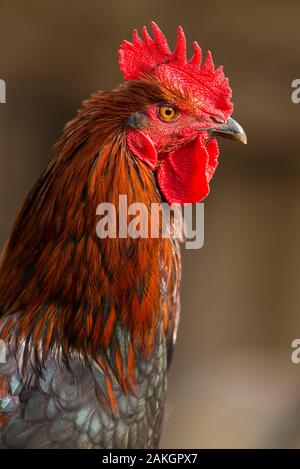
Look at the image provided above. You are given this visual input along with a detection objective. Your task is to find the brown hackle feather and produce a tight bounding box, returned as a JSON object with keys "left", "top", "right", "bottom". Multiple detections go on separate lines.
{"left": 0, "top": 79, "right": 180, "bottom": 405}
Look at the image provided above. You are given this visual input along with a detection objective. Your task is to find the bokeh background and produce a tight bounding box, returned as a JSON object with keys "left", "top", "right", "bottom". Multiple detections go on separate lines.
{"left": 1, "top": 0, "right": 300, "bottom": 448}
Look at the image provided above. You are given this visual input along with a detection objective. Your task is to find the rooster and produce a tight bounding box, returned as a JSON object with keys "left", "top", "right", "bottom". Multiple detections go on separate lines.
{"left": 0, "top": 23, "right": 246, "bottom": 448}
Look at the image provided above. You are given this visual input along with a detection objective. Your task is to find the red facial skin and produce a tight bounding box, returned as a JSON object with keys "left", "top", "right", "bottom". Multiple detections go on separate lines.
{"left": 127, "top": 90, "right": 233, "bottom": 204}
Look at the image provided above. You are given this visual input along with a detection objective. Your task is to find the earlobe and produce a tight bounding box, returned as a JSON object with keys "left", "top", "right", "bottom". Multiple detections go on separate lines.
{"left": 127, "top": 130, "right": 158, "bottom": 170}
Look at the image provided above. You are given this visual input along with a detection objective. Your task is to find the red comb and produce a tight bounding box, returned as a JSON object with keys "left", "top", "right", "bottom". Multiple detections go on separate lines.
{"left": 118, "top": 22, "right": 230, "bottom": 95}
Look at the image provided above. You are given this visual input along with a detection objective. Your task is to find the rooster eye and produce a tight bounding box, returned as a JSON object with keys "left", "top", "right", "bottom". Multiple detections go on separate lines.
{"left": 158, "top": 105, "right": 178, "bottom": 121}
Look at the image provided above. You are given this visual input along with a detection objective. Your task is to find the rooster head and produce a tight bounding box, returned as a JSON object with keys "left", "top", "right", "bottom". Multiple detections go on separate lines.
{"left": 119, "top": 22, "right": 246, "bottom": 204}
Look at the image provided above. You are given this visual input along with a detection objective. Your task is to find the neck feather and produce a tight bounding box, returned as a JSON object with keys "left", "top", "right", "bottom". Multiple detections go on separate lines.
{"left": 0, "top": 90, "right": 176, "bottom": 393}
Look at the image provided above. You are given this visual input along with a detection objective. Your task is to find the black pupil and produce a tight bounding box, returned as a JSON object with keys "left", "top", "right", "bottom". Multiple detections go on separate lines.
{"left": 165, "top": 108, "right": 172, "bottom": 116}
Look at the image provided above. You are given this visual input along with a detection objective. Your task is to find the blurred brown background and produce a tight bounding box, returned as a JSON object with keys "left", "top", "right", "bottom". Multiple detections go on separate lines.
{"left": 1, "top": 0, "right": 300, "bottom": 448}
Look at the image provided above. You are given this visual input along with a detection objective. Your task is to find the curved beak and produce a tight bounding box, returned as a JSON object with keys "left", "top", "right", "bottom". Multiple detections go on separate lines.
{"left": 209, "top": 117, "right": 247, "bottom": 145}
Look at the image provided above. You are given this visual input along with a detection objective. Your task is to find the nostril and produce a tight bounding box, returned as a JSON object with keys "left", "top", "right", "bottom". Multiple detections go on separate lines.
{"left": 210, "top": 115, "right": 225, "bottom": 124}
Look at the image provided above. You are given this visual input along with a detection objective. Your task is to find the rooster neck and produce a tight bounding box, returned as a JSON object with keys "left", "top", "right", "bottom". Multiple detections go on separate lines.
{"left": 0, "top": 130, "right": 179, "bottom": 393}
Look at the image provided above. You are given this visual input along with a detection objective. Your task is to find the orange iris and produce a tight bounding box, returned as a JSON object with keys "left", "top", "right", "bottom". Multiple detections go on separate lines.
{"left": 158, "top": 105, "right": 177, "bottom": 121}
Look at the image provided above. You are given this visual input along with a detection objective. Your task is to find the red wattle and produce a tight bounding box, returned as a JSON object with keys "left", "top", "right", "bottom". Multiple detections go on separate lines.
{"left": 156, "top": 136, "right": 219, "bottom": 205}
{"left": 205, "top": 139, "right": 219, "bottom": 182}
